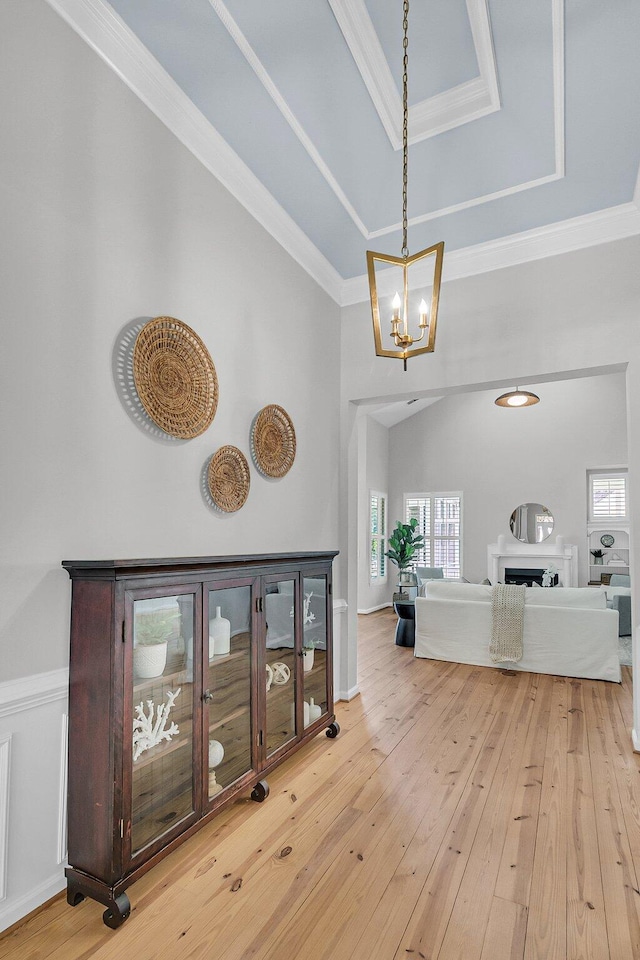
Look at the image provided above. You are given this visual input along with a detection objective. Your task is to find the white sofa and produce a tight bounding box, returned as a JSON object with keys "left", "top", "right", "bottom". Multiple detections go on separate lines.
{"left": 415, "top": 581, "right": 620, "bottom": 682}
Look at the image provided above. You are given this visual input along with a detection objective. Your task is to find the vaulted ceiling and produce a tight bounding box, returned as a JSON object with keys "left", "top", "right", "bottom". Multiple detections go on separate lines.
{"left": 48, "top": 0, "right": 640, "bottom": 303}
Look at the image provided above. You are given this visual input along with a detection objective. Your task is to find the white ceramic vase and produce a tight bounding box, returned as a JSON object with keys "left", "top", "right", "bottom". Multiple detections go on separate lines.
{"left": 292, "top": 700, "right": 311, "bottom": 729}
{"left": 303, "top": 647, "right": 314, "bottom": 672}
{"left": 133, "top": 641, "right": 168, "bottom": 679}
{"left": 209, "top": 606, "right": 231, "bottom": 657}
{"left": 308, "top": 697, "right": 321, "bottom": 723}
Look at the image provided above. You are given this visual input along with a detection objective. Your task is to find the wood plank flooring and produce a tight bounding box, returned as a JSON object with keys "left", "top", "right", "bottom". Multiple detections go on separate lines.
{"left": 2, "top": 607, "right": 639, "bottom": 959}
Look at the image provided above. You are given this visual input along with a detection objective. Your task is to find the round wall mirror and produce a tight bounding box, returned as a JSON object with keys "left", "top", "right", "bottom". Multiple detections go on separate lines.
{"left": 509, "top": 503, "right": 554, "bottom": 543}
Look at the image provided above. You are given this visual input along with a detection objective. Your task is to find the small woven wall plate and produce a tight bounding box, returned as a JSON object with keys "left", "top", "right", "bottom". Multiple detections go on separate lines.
{"left": 207, "top": 446, "right": 250, "bottom": 513}
{"left": 251, "top": 404, "right": 296, "bottom": 478}
{"left": 133, "top": 316, "right": 218, "bottom": 439}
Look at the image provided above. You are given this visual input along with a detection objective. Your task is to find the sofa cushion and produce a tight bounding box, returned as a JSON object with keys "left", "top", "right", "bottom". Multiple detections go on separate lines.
{"left": 425, "top": 582, "right": 492, "bottom": 602}
{"left": 424, "top": 581, "right": 606, "bottom": 609}
{"left": 610, "top": 574, "right": 631, "bottom": 587}
{"left": 524, "top": 587, "right": 606, "bottom": 609}
{"left": 602, "top": 585, "right": 631, "bottom": 600}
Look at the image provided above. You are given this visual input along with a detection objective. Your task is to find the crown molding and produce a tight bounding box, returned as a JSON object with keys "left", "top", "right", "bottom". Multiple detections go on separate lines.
{"left": 208, "top": 0, "right": 368, "bottom": 239}
{"left": 367, "top": 172, "right": 563, "bottom": 240}
{"left": 329, "top": 0, "right": 500, "bottom": 149}
{"left": 327, "top": 0, "right": 399, "bottom": 146}
{"left": 44, "top": 0, "right": 344, "bottom": 303}
{"left": 368, "top": 0, "right": 564, "bottom": 240}
{"left": 341, "top": 202, "right": 640, "bottom": 305}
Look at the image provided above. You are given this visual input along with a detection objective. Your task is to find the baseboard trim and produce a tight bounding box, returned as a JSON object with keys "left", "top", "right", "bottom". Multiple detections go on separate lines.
{"left": 336, "top": 685, "right": 360, "bottom": 703}
{"left": 357, "top": 603, "right": 393, "bottom": 614}
{"left": 0, "top": 872, "right": 65, "bottom": 934}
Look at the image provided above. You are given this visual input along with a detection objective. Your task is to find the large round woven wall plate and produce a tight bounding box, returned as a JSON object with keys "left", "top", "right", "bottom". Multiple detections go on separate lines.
{"left": 207, "top": 445, "right": 250, "bottom": 513}
{"left": 133, "top": 316, "right": 218, "bottom": 439}
{"left": 251, "top": 404, "right": 296, "bottom": 478}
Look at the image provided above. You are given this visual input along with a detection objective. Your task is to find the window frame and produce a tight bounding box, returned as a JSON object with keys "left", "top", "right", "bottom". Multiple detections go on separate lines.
{"left": 404, "top": 491, "right": 463, "bottom": 579}
{"left": 588, "top": 469, "right": 628, "bottom": 523}
{"left": 369, "top": 490, "right": 388, "bottom": 583}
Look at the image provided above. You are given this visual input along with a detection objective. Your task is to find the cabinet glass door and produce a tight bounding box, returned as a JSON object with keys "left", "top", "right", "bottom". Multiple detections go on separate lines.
{"left": 131, "top": 593, "right": 195, "bottom": 857}
{"left": 301, "top": 576, "right": 329, "bottom": 727}
{"left": 206, "top": 585, "right": 254, "bottom": 800}
{"left": 264, "top": 578, "right": 297, "bottom": 756}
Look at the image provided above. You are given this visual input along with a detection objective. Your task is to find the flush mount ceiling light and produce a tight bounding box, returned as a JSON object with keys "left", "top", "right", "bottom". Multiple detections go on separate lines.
{"left": 494, "top": 388, "right": 540, "bottom": 408}
{"left": 367, "top": 0, "right": 444, "bottom": 372}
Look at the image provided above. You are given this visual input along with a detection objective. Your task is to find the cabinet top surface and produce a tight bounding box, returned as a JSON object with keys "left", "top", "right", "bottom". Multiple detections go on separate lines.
{"left": 62, "top": 551, "right": 339, "bottom": 578}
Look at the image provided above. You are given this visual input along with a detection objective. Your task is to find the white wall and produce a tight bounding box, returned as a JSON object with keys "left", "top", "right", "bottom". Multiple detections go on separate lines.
{"left": 357, "top": 415, "right": 391, "bottom": 612}
{"left": 0, "top": 0, "right": 341, "bottom": 928}
{"left": 387, "top": 374, "right": 628, "bottom": 585}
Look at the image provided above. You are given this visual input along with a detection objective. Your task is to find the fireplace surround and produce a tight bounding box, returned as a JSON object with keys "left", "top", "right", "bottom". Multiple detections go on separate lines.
{"left": 488, "top": 536, "right": 578, "bottom": 586}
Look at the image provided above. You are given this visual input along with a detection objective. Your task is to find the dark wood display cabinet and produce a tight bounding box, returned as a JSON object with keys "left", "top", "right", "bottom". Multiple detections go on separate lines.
{"left": 62, "top": 552, "right": 339, "bottom": 928}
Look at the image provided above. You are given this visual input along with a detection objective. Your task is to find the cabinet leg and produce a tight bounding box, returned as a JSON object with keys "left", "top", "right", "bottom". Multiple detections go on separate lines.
{"left": 66, "top": 881, "right": 85, "bottom": 907}
{"left": 102, "top": 892, "right": 131, "bottom": 929}
{"left": 326, "top": 721, "right": 340, "bottom": 739}
{"left": 250, "top": 779, "right": 269, "bottom": 802}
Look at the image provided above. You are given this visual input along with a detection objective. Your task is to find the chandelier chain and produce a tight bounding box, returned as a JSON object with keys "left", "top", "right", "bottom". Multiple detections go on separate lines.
{"left": 401, "top": 0, "right": 409, "bottom": 258}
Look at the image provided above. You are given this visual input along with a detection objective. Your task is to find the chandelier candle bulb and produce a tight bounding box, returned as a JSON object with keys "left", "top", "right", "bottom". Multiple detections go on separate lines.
{"left": 419, "top": 299, "right": 428, "bottom": 327}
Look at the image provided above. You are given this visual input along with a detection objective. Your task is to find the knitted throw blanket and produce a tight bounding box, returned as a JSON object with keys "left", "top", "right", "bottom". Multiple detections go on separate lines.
{"left": 489, "top": 583, "right": 526, "bottom": 663}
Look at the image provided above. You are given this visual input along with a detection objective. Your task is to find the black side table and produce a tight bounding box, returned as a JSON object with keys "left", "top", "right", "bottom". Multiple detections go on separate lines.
{"left": 393, "top": 600, "right": 415, "bottom": 647}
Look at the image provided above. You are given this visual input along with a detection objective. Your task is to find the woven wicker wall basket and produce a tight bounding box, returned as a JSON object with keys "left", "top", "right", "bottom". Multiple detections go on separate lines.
{"left": 251, "top": 405, "right": 296, "bottom": 478}
{"left": 133, "top": 316, "right": 218, "bottom": 439}
{"left": 207, "top": 446, "right": 250, "bottom": 513}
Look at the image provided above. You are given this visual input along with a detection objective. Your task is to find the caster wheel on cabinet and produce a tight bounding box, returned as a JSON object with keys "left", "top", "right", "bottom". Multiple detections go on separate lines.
{"left": 326, "top": 722, "right": 340, "bottom": 739}
{"left": 251, "top": 779, "right": 270, "bottom": 802}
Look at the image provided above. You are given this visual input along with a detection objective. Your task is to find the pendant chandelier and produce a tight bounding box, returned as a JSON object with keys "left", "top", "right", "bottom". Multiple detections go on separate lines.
{"left": 367, "top": 0, "right": 444, "bottom": 372}
{"left": 494, "top": 388, "right": 540, "bottom": 408}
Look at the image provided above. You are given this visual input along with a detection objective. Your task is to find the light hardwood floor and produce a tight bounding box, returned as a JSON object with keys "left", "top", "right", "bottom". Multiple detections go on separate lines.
{"left": 2, "top": 608, "right": 639, "bottom": 959}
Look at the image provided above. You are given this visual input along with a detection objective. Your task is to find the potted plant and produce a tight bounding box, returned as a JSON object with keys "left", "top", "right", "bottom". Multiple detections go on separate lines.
{"left": 590, "top": 548, "right": 604, "bottom": 566}
{"left": 385, "top": 519, "right": 425, "bottom": 593}
{"left": 302, "top": 638, "right": 316, "bottom": 672}
{"left": 134, "top": 607, "right": 180, "bottom": 679}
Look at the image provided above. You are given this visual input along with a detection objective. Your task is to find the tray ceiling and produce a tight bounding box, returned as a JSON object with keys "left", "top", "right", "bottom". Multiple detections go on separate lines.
{"left": 46, "top": 0, "right": 640, "bottom": 301}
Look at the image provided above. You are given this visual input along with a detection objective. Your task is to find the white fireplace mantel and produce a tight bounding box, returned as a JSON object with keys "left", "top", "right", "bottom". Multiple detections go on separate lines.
{"left": 487, "top": 536, "right": 578, "bottom": 587}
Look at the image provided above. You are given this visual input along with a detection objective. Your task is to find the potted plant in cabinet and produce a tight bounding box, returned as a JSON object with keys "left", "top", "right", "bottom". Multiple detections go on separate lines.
{"left": 133, "top": 607, "right": 180, "bottom": 679}
{"left": 302, "top": 637, "right": 321, "bottom": 672}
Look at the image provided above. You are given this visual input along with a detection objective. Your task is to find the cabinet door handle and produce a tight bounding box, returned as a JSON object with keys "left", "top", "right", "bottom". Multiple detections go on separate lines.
{"left": 203, "top": 689, "right": 214, "bottom": 704}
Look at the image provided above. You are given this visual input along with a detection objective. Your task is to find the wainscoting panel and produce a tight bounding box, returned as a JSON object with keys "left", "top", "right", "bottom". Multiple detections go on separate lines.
{"left": 0, "top": 670, "right": 69, "bottom": 932}
{"left": 57, "top": 714, "right": 69, "bottom": 866}
{"left": 0, "top": 736, "right": 11, "bottom": 903}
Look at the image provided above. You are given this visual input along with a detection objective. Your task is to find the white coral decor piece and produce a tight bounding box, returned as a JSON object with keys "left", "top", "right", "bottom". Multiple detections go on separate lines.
{"left": 541, "top": 564, "right": 558, "bottom": 588}
{"left": 290, "top": 591, "right": 316, "bottom": 626}
{"left": 132, "top": 688, "right": 181, "bottom": 762}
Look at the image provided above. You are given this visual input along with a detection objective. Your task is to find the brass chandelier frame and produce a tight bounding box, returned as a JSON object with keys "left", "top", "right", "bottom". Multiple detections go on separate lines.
{"left": 367, "top": 0, "right": 444, "bottom": 370}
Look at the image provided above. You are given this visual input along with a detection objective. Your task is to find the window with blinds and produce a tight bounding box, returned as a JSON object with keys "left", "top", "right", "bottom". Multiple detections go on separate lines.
{"left": 405, "top": 493, "right": 462, "bottom": 578}
{"left": 589, "top": 472, "right": 627, "bottom": 520}
{"left": 370, "top": 492, "right": 387, "bottom": 581}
